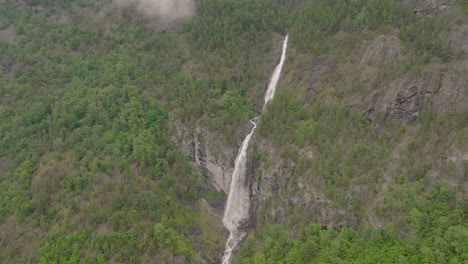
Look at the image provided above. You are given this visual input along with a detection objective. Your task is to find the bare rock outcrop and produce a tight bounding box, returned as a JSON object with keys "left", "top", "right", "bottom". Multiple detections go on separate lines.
{"left": 360, "top": 35, "right": 403, "bottom": 68}
{"left": 354, "top": 27, "right": 467, "bottom": 121}
{"left": 359, "top": 35, "right": 403, "bottom": 84}
{"left": 173, "top": 124, "right": 237, "bottom": 193}
{"left": 364, "top": 60, "right": 467, "bottom": 121}
{"left": 447, "top": 24, "right": 468, "bottom": 56}
{"left": 403, "top": 0, "right": 458, "bottom": 14}
{"left": 0, "top": 26, "right": 15, "bottom": 43}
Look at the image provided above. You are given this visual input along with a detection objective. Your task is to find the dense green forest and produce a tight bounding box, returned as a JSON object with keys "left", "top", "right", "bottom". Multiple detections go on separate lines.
{"left": 0, "top": 0, "right": 466, "bottom": 263}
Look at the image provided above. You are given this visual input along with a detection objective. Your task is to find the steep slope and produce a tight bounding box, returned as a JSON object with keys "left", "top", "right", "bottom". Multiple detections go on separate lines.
{"left": 0, "top": 0, "right": 287, "bottom": 263}
{"left": 233, "top": 0, "right": 467, "bottom": 263}
{"left": 0, "top": 0, "right": 466, "bottom": 263}
{"left": 0, "top": 1, "right": 222, "bottom": 263}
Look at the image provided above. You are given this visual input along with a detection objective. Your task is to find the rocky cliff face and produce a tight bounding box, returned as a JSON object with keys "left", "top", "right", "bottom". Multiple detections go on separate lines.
{"left": 176, "top": 0, "right": 466, "bottom": 238}
{"left": 408, "top": 0, "right": 458, "bottom": 14}
{"left": 174, "top": 124, "right": 236, "bottom": 193}
{"left": 360, "top": 28, "right": 467, "bottom": 121}
{"left": 249, "top": 141, "right": 361, "bottom": 229}
{"left": 369, "top": 62, "right": 466, "bottom": 120}
{"left": 249, "top": 1, "right": 467, "bottom": 230}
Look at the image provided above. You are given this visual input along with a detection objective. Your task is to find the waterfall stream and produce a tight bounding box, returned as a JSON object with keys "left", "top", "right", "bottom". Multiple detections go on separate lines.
{"left": 221, "top": 35, "right": 289, "bottom": 264}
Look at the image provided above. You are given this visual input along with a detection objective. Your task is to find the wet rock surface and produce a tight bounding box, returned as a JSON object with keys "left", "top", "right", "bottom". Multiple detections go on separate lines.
{"left": 173, "top": 123, "right": 238, "bottom": 193}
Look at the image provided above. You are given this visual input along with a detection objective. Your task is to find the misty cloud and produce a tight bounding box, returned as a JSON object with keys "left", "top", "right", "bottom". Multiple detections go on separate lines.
{"left": 113, "top": 0, "right": 195, "bottom": 21}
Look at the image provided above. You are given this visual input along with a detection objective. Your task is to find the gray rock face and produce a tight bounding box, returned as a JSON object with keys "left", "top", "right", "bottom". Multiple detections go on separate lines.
{"left": 448, "top": 24, "right": 468, "bottom": 56}
{"left": 173, "top": 124, "right": 237, "bottom": 193}
{"left": 357, "top": 30, "right": 467, "bottom": 121}
{"left": 0, "top": 26, "right": 15, "bottom": 43}
{"left": 366, "top": 73, "right": 435, "bottom": 121}
{"left": 364, "top": 61, "right": 467, "bottom": 122}
{"left": 248, "top": 141, "right": 360, "bottom": 229}
{"left": 403, "top": 0, "right": 458, "bottom": 14}
{"left": 359, "top": 35, "right": 403, "bottom": 85}
{"left": 360, "top": 35, "right": 403, "bottom": 67}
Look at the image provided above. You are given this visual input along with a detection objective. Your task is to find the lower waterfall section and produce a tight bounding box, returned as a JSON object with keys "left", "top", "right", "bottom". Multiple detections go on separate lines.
{"left": 221, "top": 35, "right": 289, "bottom": 264}
{"left": 221, "top": 119, "right": 257, "bottom": 264}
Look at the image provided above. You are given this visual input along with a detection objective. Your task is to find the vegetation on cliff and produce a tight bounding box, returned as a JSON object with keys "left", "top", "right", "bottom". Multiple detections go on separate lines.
{"left": 0, "top": 0, "right": 466, "bottom": 263}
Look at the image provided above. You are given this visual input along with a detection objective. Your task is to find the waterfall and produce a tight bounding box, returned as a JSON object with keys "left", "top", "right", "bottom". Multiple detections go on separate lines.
{"left": 264, "top": 35, "right": 289, "bottom": 109}
{"left": 221, "top": 35, "right": 289, "bottom": 264}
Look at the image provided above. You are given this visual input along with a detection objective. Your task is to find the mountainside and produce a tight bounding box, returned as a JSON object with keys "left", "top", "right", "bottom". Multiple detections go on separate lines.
{"left": 0, "top": 0, "right": 466, "bottom": 263}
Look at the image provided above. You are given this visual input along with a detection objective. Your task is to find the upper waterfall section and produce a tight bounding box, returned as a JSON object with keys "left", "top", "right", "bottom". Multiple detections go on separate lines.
{"left": 263, "top": 35, "right": 289, "bottom": 110}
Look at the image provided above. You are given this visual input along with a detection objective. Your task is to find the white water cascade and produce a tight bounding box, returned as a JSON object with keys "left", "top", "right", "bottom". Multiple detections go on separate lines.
{"left": 221, "top": 35, "right": 289, "bottom": 264}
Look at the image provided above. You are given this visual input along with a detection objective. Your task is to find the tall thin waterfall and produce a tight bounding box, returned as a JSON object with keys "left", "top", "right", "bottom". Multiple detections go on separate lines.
{"left": 263, "top": 35, "right": 289, "bottom": 108}
{"left": 221, "top": 35, "right": 289, "bottom": 264}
